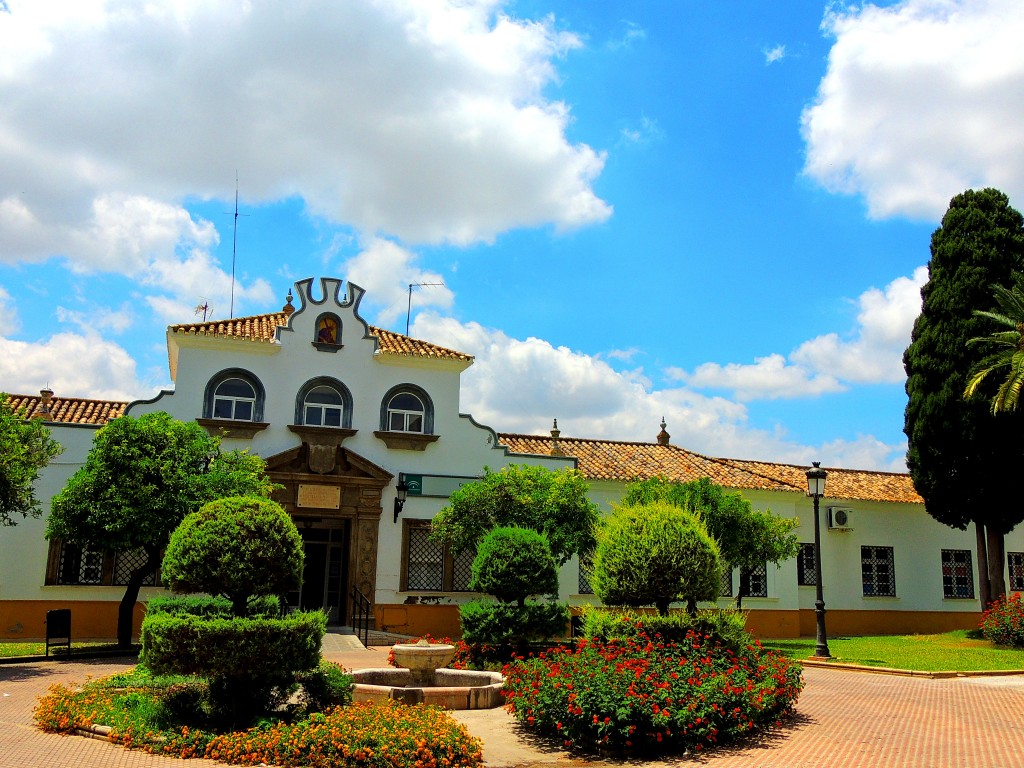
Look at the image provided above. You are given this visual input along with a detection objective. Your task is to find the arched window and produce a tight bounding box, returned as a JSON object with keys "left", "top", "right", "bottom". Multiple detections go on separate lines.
{"left": 294, "top": 377, "right": 354, "bottom": 429}
{"left": 213, "top": 377, "right": 257, "bottom": 421}
{"left": 304, "top": 385, "right": 344, "bottom": 427}
{"left": 376, "top": 385, "right": 437, "bottom": 450}
{"left": 202, "top": 369, "right": 266, "bottom": 423}
{"left": 387, "top": 391, "right": 426, "bottom": 433}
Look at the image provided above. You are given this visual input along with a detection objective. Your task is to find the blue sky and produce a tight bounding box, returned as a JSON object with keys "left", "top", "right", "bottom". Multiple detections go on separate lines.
{"left": 1, "top": 0, "right": 1021, "bottom": 471}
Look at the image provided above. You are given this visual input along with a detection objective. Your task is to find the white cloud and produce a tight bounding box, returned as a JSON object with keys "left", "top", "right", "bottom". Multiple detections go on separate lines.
{"left": 412, "top": 312, "right": 901, "bottom": 469}
{"left": 607, "top": 20, "right": 646, "bottom": 51}
{"left": 803, "top": 0, "right": 1024, "bottom": 219}
{"left": 819, "top": 434, "right": 907, "bottom": 473}
{"left": 676, "top": 354, "right": 843, "bottom": 401}
{"left": 0, "top": 0, "right": 610, "bottom": 270}
{"left": 56, "top": 303, "right": 134, "bottom": 334}
{"left": 341, "top": 238, "right": 455, "bottom": 326}
{"left": 0, "top": 330, "right": 155, "bottom": 402}
{"left": 677, "top": 267, "right": 927, "bottom": 400}
{"left": 764, "top": 44, "right": 786, "bottom": 64}
{"left": 0, "top": 284, "right": 18, "bottom": 335}
{"left": 619, "top": 114, "right": 664, "bottom": 146}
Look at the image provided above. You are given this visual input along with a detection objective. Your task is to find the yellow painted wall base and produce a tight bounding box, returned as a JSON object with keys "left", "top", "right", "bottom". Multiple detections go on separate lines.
{"left": 798, "top": 609, "right": 981, "bottom": 637}
{"left": 1, "top": 600, "right": 147, "bottom": 642}
{"left": 376, "top": 604, "right": 462, "bottom": 639}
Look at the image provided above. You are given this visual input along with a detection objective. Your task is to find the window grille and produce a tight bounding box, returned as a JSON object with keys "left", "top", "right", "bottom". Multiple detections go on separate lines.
{"left": 57, "top": 543, "right": 103, "bottom": 585}
{"left": 720, "top": 568, "right": 733, "bottom": 597}
{"left": 797, "top": 543, "right": 817, "bottom": 586}
{"left": 578, "top": 557, "right": 593, "bottom": 595}
{"left": 861, "top": 546, "right": 896, "bottom": 597}
{"left": 451, "top": 545, "right": 475, "bottom": 592}
{"left": 941, "top": 549, "right": 974, "bottom": 599}
{"left": 743, "top": 563, "right": 768, "bottom": 598}
{"left": 1009, "top": 552, "right": 1024, "bottom": 592}
{"left": 113, "top": 548, "right": 157, "bottom": 587}
{"left": 406, "top": 526, "right": 444, "bottom": 591}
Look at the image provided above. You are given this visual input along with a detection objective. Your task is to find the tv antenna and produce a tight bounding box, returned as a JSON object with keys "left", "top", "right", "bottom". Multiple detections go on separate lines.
{"left": 225, "top": 173, "right": 249, "bottom": 318}
{"left": 194, "top": 299, "right": 212, "bottom": 322}
{"left": 406, "top": 281, "right": 445, "bottom": 335}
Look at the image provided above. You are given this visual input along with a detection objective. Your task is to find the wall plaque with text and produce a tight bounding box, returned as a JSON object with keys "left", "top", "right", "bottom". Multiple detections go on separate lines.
{"left": 296, "top": 484, "right": 341, "bottom": 509}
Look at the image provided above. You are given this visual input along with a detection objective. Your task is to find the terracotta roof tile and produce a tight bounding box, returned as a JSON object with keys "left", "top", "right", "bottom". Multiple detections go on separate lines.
{"left": 4, "top": 393, "right": 126, "bottom": 425}
{"left": 497, "top": 433, "right": 922, "bottom": 505}
{"left": 169, "top": 312, "right": 473, "bottom": 362}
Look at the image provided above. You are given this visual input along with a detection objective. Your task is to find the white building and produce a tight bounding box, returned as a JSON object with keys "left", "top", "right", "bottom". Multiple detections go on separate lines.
{"left": 2, "top": 277, "right": 1019, "bottom": 641}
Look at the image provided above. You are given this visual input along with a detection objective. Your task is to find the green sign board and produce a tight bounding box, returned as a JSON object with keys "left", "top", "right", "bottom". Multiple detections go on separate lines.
{"left": 402, "top": 474, "right": 480, "bottom": 498}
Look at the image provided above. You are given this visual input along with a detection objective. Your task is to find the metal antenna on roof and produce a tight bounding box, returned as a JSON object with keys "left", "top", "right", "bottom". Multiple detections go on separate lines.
{"left": 225, "top": 173, "right": 250, "bottom": 319}
{"left": 194, "top": 299, "right": 211, "bottom": 322}
{"left": 406, "top": 281, "right": 445, "bottom": 335}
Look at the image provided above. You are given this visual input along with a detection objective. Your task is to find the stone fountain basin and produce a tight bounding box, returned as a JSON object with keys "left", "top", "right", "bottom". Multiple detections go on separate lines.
{"left": 351, "top": 667, "right": 505, "bottom": 709}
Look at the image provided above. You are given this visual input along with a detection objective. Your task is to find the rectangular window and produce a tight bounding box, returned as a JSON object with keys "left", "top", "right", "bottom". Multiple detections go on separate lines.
{"left": 402, "top": 522, "right": 477, "bottom": 592}
{"left": 1009, "top": 552, "right": 1024, "bottom": 592}
{"left": 112, "top": 548, "right": 158, "bottom": 587}
{"left": 797, "top": 543, "right": 817, "bottom": 586}
{"left": 743, "top": 563, "right": 768, "bottom": 598}
{"left": 941, "top": 549, "right": 974, "bottom": 599}
{"left": 720, "top": 568, "right": 733, "bottom": 597}
{"left": 578, "top": 556, "right": 593, "bottom": 595}
{"left": 56, "top": 542, "right": 103, "bottom": 585}
{"left": 861, "top": 546, "right": 896, "bottom": 597}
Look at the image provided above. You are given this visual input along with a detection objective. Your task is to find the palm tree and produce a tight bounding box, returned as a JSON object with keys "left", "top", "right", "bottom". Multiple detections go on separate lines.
{"left": 964, "top": 281, "right": 1024, "bottom": 413}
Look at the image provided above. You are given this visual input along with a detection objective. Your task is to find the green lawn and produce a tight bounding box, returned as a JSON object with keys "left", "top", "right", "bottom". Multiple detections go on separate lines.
{"left": 762, "top": 631, "right": 1024, "bottom": 672}
{"left": 0, "top": 641, "right": 122, "bottom": 658}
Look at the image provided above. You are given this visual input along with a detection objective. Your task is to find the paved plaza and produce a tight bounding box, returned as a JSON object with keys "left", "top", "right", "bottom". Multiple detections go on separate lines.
{"left": 2, "top": 640, "right": 1024, "bottom": 768}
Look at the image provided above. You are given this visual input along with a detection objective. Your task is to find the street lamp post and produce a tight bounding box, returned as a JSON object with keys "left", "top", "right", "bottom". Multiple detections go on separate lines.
{"left": 806, "top": 461, "right": 831, "bottom": 659}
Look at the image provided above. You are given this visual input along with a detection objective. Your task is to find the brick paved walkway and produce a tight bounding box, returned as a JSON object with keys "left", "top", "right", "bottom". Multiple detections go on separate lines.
{"left": 3, "top": 651, "right": 1024, "bottom": 767}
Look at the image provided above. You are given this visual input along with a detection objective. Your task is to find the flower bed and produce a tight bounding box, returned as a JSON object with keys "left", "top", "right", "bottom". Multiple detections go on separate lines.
{"left": 35, "top": 674, "right": 483, "bottom": 768}
{"left": 981, "top": 592, "right": 1024, "bottom": 647}
{"left": 503, "top": 629, "right": 802, "bottom": 755}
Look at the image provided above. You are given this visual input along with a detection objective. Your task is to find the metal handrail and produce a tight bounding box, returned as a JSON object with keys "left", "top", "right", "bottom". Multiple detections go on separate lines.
{"left": 350, "top": 586, "right": 371, "bottom": 647}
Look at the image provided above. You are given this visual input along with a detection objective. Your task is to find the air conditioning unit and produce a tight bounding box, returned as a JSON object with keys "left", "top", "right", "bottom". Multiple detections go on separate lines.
{"left": 827, "top": 507, "right": 854, "bottom": 530}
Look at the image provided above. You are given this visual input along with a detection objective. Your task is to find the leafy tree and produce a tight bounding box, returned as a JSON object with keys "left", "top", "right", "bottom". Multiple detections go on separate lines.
{"left": 0, "top": 394, "right": 62, "bottom": 526}
{"left": 965, "top": 277, "right": 1024, "bottom": 413}
{"left": 590, "top": 500, "right": 721, "bottom": 616}
{"left": 162, "top": 496, "right": 304, "bottom": 617}
{"left": 47, "top": 412, "right": 274, "bottom": 646}
{"left": 431, "top": 464, "right": 600, "bottom": 565}
{"left": 904, "top": 188, "right": 1024, "bottom": 606}
{"left": 622, "top": 477, "right": 798, "bottom": 608}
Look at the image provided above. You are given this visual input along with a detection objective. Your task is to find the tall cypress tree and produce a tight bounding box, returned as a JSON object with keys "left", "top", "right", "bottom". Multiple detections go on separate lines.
{"left": 904, "top": 188, "right": 1024, "bottom": 606}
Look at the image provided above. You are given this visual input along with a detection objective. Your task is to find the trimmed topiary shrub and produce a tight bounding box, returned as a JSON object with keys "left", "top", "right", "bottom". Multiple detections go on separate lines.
{"left": 468, "top": 526, "right": 559, "bottom": 605}
{"left": 294, "top": 660, "right": 354, "bottom": 715}
{"left": 580, "top": 606, "right": 750, "bottom": 651}
{"left": 458, "top": 527, "right": 568, "bottom": 649}
{"left": 590, "top": 501, "right": 722, "bottom": 615}
{"left": 162, "top": 496, "right": 303, "bottom": 617}
{"left": 981, "top": 592, "right": 1024, "bottom": 647}
{"left": 146, "top": 594, "right": 281, "bottom": 619}
{"left": 459, "top": 599, "right": 568, "bottom": 646}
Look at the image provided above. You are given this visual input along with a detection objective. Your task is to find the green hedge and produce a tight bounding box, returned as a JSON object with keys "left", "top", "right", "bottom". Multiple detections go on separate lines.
{"left": 146, "top": 594, "right": 282, "bottom": 619}
{"left": 580, "top": 606, "right": 751, "bottom": 651}
{"left": 140, "top": 610, "right": 325, "bottom": 680}
{"left": 459, "top": 600, "right": 569, "bottom": 646}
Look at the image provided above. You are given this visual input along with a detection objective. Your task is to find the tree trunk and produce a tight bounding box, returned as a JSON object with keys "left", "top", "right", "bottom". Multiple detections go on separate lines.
{"left": 735, "top": 568, "right": 750, "bottom": 611}
{"left": 117, "top": 547, "right": 158, "bottom": 648}
{"left": 685, "top": 597, "right": 697, "bottom": 616}
{"left": 987, "top": 526, "right": 1007, "bottom": 603}
{"left": 976, "top": 520, "right": 991, "bottom": 609}
{"left": 655, "top": 598, "right": 670, "bottom": 617}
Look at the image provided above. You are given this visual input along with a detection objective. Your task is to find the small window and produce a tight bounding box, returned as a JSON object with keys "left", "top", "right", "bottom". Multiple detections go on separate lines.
{"left": 402, "top": 521, "right": 476, "bottom": 592}
{"left": 388, "top": 392, "right": 425, "bottom": 433}
{"left": 797, "top": 543, "right": 817, "bottom": 586}
{"left": 862, "top": 546, "right": 896, "bottom": 597}
{"left": 56, "top": 542, "right": 104, "bottom": 585}
{"left": 304, "top": 385, "right": 344, "bottom": 427}
{"left": 720, "top": 568, "right": 733, "bottom": 597}
{"left": 1009, "top": 552, "right": 1024, "bottom": 592}
{"left": 316, "top": 315, "right": 339, "bottom": 345}
{"left": 941, "top": 549, "right": 974, "bottom": 599}
{"left": 578, "top": 556, "right": 594, "bottom": 595}
{"left": 113, "top": 548, "right": 158, "bottom": 587}
{"left": 742, "top": 563, "right": 768, "bottom": 598}
{"left": 213, "top": 377, "right": 256, "bottom": 421}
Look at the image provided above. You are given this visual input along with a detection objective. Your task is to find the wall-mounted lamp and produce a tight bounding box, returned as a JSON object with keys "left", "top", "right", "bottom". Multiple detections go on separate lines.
{"left": 393, "top": 473, "right": 409, "bottom": 524}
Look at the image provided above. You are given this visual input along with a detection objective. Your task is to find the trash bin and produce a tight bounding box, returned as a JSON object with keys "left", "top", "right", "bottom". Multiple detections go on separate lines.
{"left": 45, "top": 609, "right": 71, "bottom": 658}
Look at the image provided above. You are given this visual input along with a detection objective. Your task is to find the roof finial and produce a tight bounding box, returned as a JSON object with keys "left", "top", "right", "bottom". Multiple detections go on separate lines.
{"left": 282, "top": 288, "right": 295, "bottom": 316}
{"left": 550, "top": 418, "right": 565, "bottom": 456}
{"left": 657, "top": 417, "right": 670, "bottom": 446}
{"left": 36, "top": 387, "right": 54, "bottom": 420}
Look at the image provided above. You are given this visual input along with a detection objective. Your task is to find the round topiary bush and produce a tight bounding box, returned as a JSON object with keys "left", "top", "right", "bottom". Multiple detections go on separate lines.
{"left": 590, "top": 501, "right": 722, "bottom": 615}
{"left": 162, "top": 495, "right": 304, "bottom": 616}
{"left": 468, "top": 526, "right": 559, "bottom": 605}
